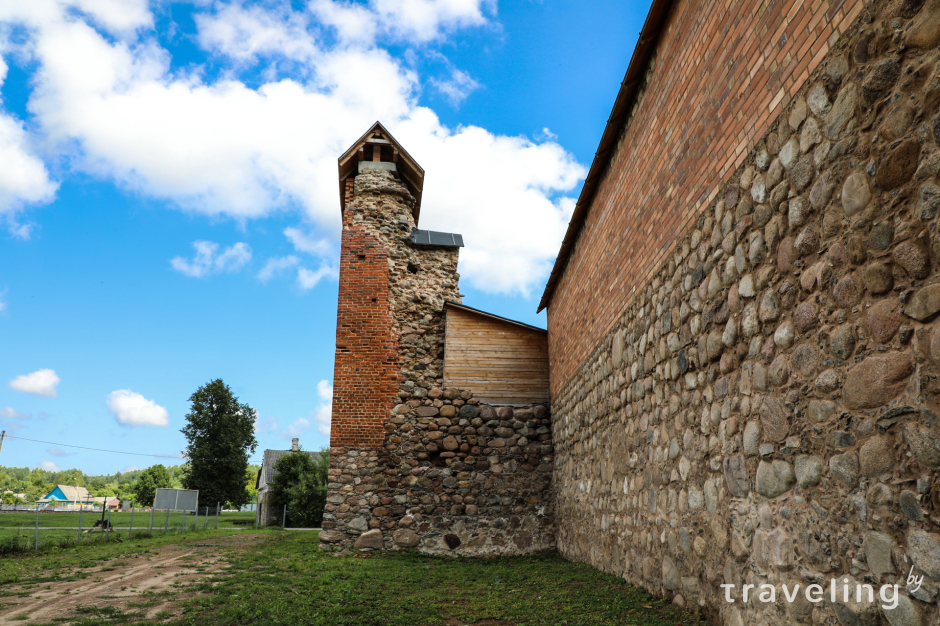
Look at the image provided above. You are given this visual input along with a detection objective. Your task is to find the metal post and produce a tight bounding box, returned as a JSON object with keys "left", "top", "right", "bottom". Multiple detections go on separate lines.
{"left": 149, "top": 508, "right": 154, "bottom": 537}
{"left": 164, "top": 508, "right": 170, "bottom": 536}
{"left": 34, "top": 504, "right": 39, "bottom": 551}
{"left": 78, "top": 507, "right": 83, "bottom": 545}
{"left": 204, "top": 507, "right": 208, "bottom": 530}
{"left": 215, "top": 502, "right": 219, "bottom": 530}
{"left": 106, "top": 510, "right": 111, "bottom": 542}
{"left": 282, "top": 504, "right": 286, "bottom": 529}
{"left": 182, "top": 509, "right": 186, "bottom": 534}
{"left": 129, "top": 509, "right": 134, "bottom": 539}
{"left": 194, "top": 507, "right": 198, "bottom": 532}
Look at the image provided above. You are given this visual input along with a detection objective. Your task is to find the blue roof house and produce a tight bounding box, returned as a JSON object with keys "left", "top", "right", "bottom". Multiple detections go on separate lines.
{"left": 39, "top": 485, "right": 91, "bottom": 506}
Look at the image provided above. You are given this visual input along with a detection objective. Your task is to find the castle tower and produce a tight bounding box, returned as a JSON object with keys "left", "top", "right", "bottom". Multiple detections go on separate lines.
{"left": 329, "top": 122, "right": 463, "bottom": 450}
{"left": 321, "top": 123, "right": 554, "bottom": 555}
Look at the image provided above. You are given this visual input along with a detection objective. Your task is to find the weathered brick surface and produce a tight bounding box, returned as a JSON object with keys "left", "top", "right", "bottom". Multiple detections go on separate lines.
{"left": 547, "top": 0, "right": 864, "bottom": 396}
{"left": 330, "top": 227, "right": 398, "bottom": 449}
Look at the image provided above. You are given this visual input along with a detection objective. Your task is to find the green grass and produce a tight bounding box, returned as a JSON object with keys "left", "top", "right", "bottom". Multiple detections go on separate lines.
{"left": 172, "top": 534, "right": 705, "bottom": 626}
{"left": 1, "top": 530, "right": 707, "bottom": 626}
{"left": 0, "top": 511, "right": 259, "bottom": 553}
{"left": 0, "top": 510, "right": 257, "bottom": 530}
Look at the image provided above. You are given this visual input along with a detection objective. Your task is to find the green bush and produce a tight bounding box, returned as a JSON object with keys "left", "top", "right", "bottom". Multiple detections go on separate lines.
{"left": 269, "top": 449, "right": 328, "bottom": 528}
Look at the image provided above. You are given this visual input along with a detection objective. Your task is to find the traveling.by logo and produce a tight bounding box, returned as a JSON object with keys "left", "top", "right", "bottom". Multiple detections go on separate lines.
{"left": 719, "top": 572, "right": 918, "bottom": 611}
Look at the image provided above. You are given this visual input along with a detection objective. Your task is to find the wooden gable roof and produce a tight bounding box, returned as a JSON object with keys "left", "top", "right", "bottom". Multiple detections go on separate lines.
{"left": 338, "top": 121, "right": 425, "bottom": 224}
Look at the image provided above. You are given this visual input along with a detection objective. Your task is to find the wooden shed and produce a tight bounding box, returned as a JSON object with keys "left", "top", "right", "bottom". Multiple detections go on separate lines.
{"left": 442, "top": 302, "right": 549, "bottom": 406}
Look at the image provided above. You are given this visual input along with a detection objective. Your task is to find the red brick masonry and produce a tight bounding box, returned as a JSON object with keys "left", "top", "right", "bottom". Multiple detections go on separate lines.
{"left": 331, "top": 227, "right": 399, "bottom": 448}
{"left": 547, "top": 0, "right": 863, "bottom": 396}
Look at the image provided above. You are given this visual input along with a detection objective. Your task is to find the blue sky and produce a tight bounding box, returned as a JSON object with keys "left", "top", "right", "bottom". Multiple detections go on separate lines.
{"left": 0, "top": 0, "right": 650, "bottom": 475}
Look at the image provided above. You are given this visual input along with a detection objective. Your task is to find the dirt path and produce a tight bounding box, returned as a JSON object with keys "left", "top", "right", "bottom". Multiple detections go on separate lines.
{"left": 0, "top": 533, "right": 265, "bottom": 624}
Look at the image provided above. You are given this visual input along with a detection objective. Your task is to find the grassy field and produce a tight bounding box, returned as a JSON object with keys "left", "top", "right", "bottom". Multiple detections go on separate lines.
{"left": 0, "top": 511, "right": 259, "bottom": 552}
{"left": 0, "top": 530, "right": 708, "bottom": 626}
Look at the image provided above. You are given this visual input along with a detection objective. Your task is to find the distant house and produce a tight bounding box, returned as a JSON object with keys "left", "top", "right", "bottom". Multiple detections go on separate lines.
{"left": 256, "top": 438, "right": 319, "bottom": 526}
{"left": 2, "top": 489, "right": 27, "bottom": 503}
{"left": 39, "top": 485, "right": 91, "bottom": 506}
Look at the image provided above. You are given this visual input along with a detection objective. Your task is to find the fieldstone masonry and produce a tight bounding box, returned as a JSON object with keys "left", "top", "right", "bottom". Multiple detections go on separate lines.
{"left": 552, "top": 1, "right": 940, "bottom": 624}
{"left": 322, "top": 165, "right": 555, "bottom": 555}
{"left": 322, "top": 1, "right": 940, "bottom": 623}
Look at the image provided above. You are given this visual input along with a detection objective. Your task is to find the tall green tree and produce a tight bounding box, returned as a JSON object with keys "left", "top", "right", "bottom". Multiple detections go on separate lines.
{"left": 132, "top": 464, "right": 172, "bottom": 506}
{"left": 180, "top": 379, "right": 258, "bottom": 508}
{"left": 270, "top": 448, "right": 329, "bottom": 527}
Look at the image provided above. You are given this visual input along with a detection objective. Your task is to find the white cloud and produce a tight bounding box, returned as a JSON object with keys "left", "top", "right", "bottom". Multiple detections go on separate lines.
{"left": 39, "top": 461, "right": 61, "bottom": 472}
{"left": 308, "top": 0, "right": 378, "bottom": 45}
{"left": 0, "top": 55, "right": 58, "bottom": 236}
{"left": 311, "top": 379, "right": 332, "bottom": 436}
{"left": 106, "top": 389, "right": 169, "bottom": 427}
{"left": 123, "top": 465, "right": 140, "bottom": 472}
{"left": 9, "top": 369, "right": 60, "bottom": 397}
{"left": 171, "top": 241, "right": 252, "bottom": 278}
{"left": 195, "top": 2, "right": 318, "bottom": 64}
{"left": 283, "top": 227, "right": 336, "bottom": 290}
{"left": 277, "top": 380, "right": 331, "bottom": 439}
{"left": 312, "top": 0, "right": 493, "bottom": 45}
{"left": 297, "top": 264, "right": 337, "bottom": 291}
{"left": 0, "top": 0, "right": 584, "bottom": 295}
{"left": 431, "top": 67, "right": 480, "bottom": 105}
{"left": 67, "top": 0, "right": 152, "bottom": 37}
{"left": 0, "top": 289, "right": 7, "bottom": 311}
{"left": 284, "top": 417, "right": 310, "bottom": 438}
{"left": 536, "top": 127, "right": 557, "bottom": 142}
{"left": 284, "top": 227, "right": 332, "bottom": 256}
{"left": 255, "top": 415, "right": 279, "bottom": 433}
{"left": 0, "top": 406, "right": 29, "bottom": 419}
{"left": 47, "top": 447, "right": 69, "bottom": 457}
{"left": 393, "top": 115, "right": 585, "bottom": 294}
{"left": 371, "top": 0, "right": 493, "bottom": 43}
{"left": 258, "top": 255, "right": 299, "bottom": 282}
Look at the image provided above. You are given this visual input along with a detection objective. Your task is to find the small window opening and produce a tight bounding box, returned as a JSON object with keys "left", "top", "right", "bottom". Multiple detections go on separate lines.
{"left": 407, "top": 262, "right": 419, "bottom": 274}
{"left": 372, "top": 298, "right": 377, "bottom": 302}
{"left": 357, "top": 254, "right": 366, "bottom": 260}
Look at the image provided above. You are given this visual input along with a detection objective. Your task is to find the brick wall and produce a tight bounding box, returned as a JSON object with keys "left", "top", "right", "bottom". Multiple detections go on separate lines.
{"left": 547, "top": 0, "right": 864, "bottom": 396}
{"left": 330, "top": 227, "right": 399, "bottom": 448}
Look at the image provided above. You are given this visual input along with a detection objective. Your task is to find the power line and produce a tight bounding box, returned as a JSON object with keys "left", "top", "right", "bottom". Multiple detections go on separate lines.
{"left": 2, "top": 434, "right": 264, "bottom": 465}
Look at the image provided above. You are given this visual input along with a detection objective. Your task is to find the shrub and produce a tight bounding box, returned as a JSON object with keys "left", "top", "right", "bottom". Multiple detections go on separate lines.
{"left": 269, "top": 449, "right": 328, "bottom": 527}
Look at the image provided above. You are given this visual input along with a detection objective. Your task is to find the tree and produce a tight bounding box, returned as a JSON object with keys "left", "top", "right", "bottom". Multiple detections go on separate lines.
{"left": 269, "top": 448, "right": 329, "bottom": 528}
{"left": 2, "top": 491, "right": 24, "bottom": 505}
{"left": 180, "top": 379, "right": 258, "bottom": 508}
{"left": 132, "top": 464, "right": 172, "bottom": 506}
{"left": 245, "top": 464, "right": 260, "bottom": 502}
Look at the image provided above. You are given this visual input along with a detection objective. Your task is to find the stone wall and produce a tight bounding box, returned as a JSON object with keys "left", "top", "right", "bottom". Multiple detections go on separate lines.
{"left": 545, "top": 0, "right": 865, "bottom": 394}
{"left": 322, "top": 166, "right": 555, "bottom": 555}
{"left": 552, "top": 1, "right": 940, "bottom": 624}
{"left": 322, "top": 389, "right": 554, "bottom": 556}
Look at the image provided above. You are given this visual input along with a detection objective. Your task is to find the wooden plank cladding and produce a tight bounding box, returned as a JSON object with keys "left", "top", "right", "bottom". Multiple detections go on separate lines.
{"left": 442, "top": 302, "right": 549, "bottom": 406}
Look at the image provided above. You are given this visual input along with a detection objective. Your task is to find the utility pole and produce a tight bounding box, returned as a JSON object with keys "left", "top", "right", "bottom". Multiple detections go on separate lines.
{"left": 0, "top": 430, "right": 6, "bottom": 457}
